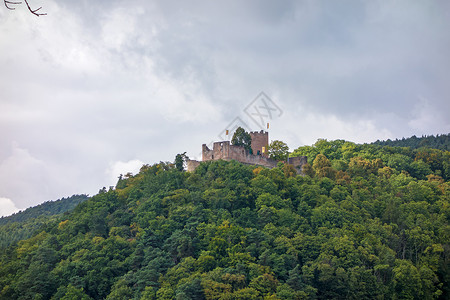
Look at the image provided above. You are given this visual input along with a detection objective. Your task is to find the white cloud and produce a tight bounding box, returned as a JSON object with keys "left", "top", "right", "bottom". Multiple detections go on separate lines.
{"left": 268, "top": 108, "right": 394, "bottom": 150}
{"left": 106, "top": 159, "right": 145, "bottom": 187}
{"left": 0, "top": 197, "right": 20, "bottom": 217}
{"left": 304, "top": 113, "right": 393, "bottom": 144}
{"left": 0, "top": 142, "right": 52, "bottom": 209}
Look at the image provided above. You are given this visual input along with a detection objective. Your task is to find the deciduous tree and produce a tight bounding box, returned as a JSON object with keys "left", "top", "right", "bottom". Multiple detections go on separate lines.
{"left": 232, "top": 127, "right": 252, "bottom": 153}
{"left": 268, "top": 140, "right": 289, "bottom": 161}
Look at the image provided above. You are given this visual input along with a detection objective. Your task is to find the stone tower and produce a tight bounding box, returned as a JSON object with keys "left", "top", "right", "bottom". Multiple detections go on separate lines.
{"left": 250, "top": 130, "right": 269, "bottom": 157}
{"left": 187, "top": 130, "right": 307, "bottom": 173}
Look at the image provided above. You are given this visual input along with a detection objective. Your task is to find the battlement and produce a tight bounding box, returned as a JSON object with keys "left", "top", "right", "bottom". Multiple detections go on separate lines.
{"left": 200, "top": 141, "right": 277, "bottom": 169}
{"left": 186, "top": 131, "right": 307, "bottom": 173}
{"left": 249, "top": 130, "right": 269, "bottom": 156}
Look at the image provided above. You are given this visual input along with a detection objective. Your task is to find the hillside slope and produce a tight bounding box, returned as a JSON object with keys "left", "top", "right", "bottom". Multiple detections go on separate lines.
{"left": 0, "top": 195, "right": 89, "bottom": 247}
{"left": 0, "top": 141, "right": 448, "bottom": 299}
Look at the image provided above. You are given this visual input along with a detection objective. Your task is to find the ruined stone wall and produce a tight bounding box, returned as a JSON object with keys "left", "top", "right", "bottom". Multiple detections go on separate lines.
{"left": 203, "top": 141, "right": 252, "bottom": 162}
{"left": 228, "top": 144, "right": 248, "bottom": 161}
{"left": 201, "top": 140, "right": 277, "bottom": 168}
{"left": 202, "top": 144, "right": 214, "bottom": 161}
{"left": 241, "top": 153, "right": 278, "bottom": 168}
{"left": 202, "top": 141, "right": 242, "bottom": 161}
{"left": 186, "top": 160, "right": 201, "bottom": 172}
{"left": 250, "top": 130, "right": 269, "bottom": 157}
{"left": 194, "top": 134, "right": 307, "bottom": 174}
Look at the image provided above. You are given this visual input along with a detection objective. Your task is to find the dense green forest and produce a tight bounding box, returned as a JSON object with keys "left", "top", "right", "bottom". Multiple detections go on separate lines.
{"left": 372, "top": 134, "right": 449, "bottom": 151}
{"left": 0, "top": 139, "right": 448, "bottom": 299}
{"left": 0, "top": 195, "right": 88, "bottom": 248}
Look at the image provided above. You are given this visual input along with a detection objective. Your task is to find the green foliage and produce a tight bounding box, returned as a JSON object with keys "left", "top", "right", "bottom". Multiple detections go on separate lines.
{"left": 57, "top": 284, "right": 92, "bottom": 300}
{"left": 268, "top": 140, "right": 289, "bottom": 161}
{"left": 231, "top": 126, "right": 252, "bottom": 153}
{"left": 0, "top": 194, "right": 89, "bottom": 225}
{"left": 0, "top": 137, "right": 449, "bottom": 299}
{"left": 374, "top": 134, "right": 450, "bottom": 151}
{"left": 175, "top": 152, "right": 189, "bottom": 172}
{"left": 0, "top": 195, "right": 89, "bottom": 247}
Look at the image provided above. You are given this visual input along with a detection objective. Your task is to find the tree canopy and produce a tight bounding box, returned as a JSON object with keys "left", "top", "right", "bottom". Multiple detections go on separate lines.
{"left": 267, "top": 140, "right": 289, "bottom": 161}
{"left": 231, "top": 127, "right": 252, "bottom": 153}
{"left": 0, "top": 136, "right": 448, "bottom": 299}
{"left": 175, "top": 152, "right": 189, "bottom": 172}
{"left": 373, "top": 133, "right": 449, "bottom": 151}
{"left": 0, "top": 195, "right": 89, "bottom": 248}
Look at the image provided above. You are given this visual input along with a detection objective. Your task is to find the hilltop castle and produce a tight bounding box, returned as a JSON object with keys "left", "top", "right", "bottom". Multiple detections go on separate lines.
{"left": 187, "top": 130, "right": 307, "bottom": 173}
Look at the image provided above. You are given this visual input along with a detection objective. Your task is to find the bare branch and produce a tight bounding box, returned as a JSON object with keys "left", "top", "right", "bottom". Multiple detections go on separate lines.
{"left": 4, "top": 0, "right": 22, "bottom": 10}
{"left": 4, "top": 0, "right": 46, "bottom": 16}
{"left": 24, "top": 0, "right": 46, "bottom": 16}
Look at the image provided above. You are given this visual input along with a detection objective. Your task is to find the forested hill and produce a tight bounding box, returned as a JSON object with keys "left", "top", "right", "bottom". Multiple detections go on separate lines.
{"left": 0, "top": 141, "right": 449, "bottom": 299}
{"left": 372, "top": 133, "right": 449, "bottom": 151}
{"left": 0, "top": 195, "right": 88, "bottom": 247}
{"left": 0, "top": 194, "right": 89, "bottom": 225}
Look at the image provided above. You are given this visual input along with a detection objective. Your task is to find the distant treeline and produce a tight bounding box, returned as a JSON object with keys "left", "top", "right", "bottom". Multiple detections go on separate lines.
{"left": 372, "top": 133, "right": 449, "bottom": 151}
{"left": 0, "top": 194, "right": 89, "bottom": 226}
{"left": 0, "top": 194, "right": 88, "bottom": 247}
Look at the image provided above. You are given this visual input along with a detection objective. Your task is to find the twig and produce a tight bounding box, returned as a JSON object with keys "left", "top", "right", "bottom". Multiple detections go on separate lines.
{"left": 4, "top": 0, "right": 46, "bottom": 16}
{"left": 24, "top": 0, "right": 46, "bottom": 16}
{"left": 4, "top": 0, "right": 22, "bottom": 10}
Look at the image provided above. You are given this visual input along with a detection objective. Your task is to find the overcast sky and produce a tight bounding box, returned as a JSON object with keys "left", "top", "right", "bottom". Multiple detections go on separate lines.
{"left": 1, "top": 0, "right": 449, "bottom": 216}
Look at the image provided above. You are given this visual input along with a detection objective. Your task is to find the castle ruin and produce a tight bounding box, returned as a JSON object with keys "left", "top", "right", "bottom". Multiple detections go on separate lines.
{"left": 187, "top": 130, "right": 307, "bottom": 173}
